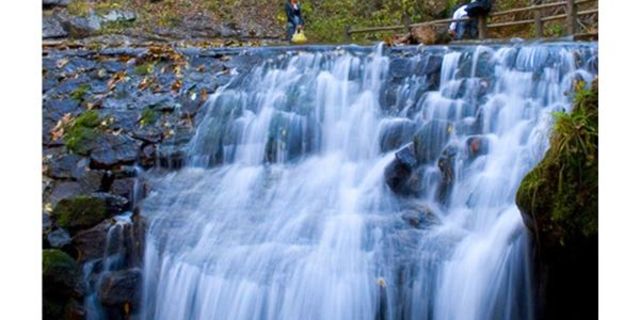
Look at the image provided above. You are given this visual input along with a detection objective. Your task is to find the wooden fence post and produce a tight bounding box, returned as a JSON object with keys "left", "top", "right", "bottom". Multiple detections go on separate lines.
{"left": 534, "top": 9, "right": 543, "bottom": 38}
{"left": 344, "top": 25, "right": 352, "bottom": 43}
{"left": 566, "top": 0, "right": 577, "bottom": 36}
{"left": 478, "top": 16, "right": 488, "bottom": 40}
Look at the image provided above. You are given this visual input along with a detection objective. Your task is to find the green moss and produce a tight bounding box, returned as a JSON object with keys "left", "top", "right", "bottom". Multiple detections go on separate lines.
{"left": 63, "top": 110, "right": 102, "bottom": 155}
{"left": 52, "top": 196, "right": 108, "bottom": 229}
{"left": 67, "top": 0, "right": 91, "bottom": 16}
{"left": 100, "top": 20, "right": 137, "bottom": 35}
{"left": 134, "top": 62, "right": 155, "bottom": 75}
{"left": 43, "top": 249, "right": 80, "bottom": 320}
{"left": 139, "top": 107, "right": 160, "bottom": 127}
{"left": 516, "top": 80, "right": 598, "bottom": 247}
{"left": 70, "top": 84, "right": 91, "bottom": 102}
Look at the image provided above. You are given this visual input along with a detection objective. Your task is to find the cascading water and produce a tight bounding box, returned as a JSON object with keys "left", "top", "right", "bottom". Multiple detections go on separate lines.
{"left": 140, "top": 42, "right": 597, "bottom": 320}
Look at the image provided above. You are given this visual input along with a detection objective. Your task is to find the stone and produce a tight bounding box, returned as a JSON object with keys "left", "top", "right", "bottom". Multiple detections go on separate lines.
{"left": 47, "top": 228, "right": 72, "bottom": 248}
{"left": 90, "top": 133, "right": 141, "bottom": 167}
{"left": 111, "top": 178, "right": 135, "bottom": 200}
{"left": 43, "top": 15, "right": 68, "bottom": 39}
{"left": 379, "top": 119, "right": 417, "bottom": 153}
{"left": 465, "top": 135, "right": 490, "bottom": 160}
{"left": 437, "top": 145, "right": 458, "bottom": 203}
{"left": 400, "top": 207, "right": 439, "bottom": 229}
{"left": 384, "top": 145, "right": 423, "bottom": 196}
{"left": 389, "top": 58, "right": 413, "bottom": 79}
{"left": 49, "top": 181, "right": 86, "bottom": 206}
{"left": 43, "top": 249, "right": 81, "bottom": 295}
{"left": 100, "top": 10, "right": 137, "bottom": 23}
{"left": 46, "top": 154, "right": 83, "bottom": 179}
{"left": 64, "top": 14, "right": 102, "bottom": 38}
{"left": 99, "top": 269, "right": 142, "bottom": 306}
{"left": 52, "top": 192, "right": 128, "bottom": 231}
{"left": 43, "top": 0, "right": 70, "bottom": 6}
{"left": 413, "top": 120, "right": 453, "bottom": 164}
{"left": 132, "top": 126, "right": 163, "bottom": 143}
{"left": 72, "top": 220, "right": 111, "bottom": 262}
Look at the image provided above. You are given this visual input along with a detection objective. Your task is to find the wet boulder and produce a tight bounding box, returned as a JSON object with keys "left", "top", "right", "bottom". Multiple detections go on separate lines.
{"left": 43, "top": 0, "right": 70, "bottom": 7}
{"left": 437, "top": 145, "right": 458, "bottom": 203}
{"left": 379, "top": 119, "right": 417, "bottom": 153}
{"left": 99, "top": 269, "right": 142, "bottom": 307}
{"left": 384, "top": 144, "right": 424, "bottom": 196}
{"left": 413, "top": 120, "right": 454, "bottom": 164}
{"left": 46, "top": 154, "right": 83, "bottom": 179}
{"left": 72, "top": 220, "right": 111, "bottom": 262}
{"left": 389, "top": 58, "right": 414, "bottom": 79}
{"left": 465, "top": 135, "right": 490, "bottom": 160}
{"left": 400, "top": 206, "right": 439, "bottom": 229}
{"left": 111, "top": 178, "right": 136, "bottom": 200}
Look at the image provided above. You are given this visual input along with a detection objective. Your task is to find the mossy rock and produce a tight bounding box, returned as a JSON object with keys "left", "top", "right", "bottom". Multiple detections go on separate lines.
{"left": 43, "top": 249, "right": 81, "bottom": 295}
{"left": 516, "top": 80, "right": 598, "bottom": 249}
{"left": 52, "top": 196, "right": 109, "bottom": 230}
{"left": 515, "top": 79, "right": 598, "bottom": 319}
{"left": 63, "top": 110, "right": 103, "bottom": 155}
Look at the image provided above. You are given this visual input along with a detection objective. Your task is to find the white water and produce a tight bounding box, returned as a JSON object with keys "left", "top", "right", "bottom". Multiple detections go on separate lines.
{"left": 140, "top": 43, "right": 597, "bottom": 319}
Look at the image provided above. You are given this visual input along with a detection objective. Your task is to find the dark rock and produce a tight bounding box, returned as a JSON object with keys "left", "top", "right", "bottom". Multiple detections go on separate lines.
{"left": 389, "top": 58, "right": 414, "bottom": 79}
{"left": 43, "top": 249, "right": 81, "bottom": 296}
{"left": 140, "top": 144, "right": 157, "bottom": 168}
{"left": 90, "top": 134, "right": 141, "bottom": 167}
{"left": 137, "top": 93, "right": 176, "bottom": 112}
{"left": 47, "top": 228, "right": 72, "bottom": 248}
{"left": 465, "top": 135, "right": 490, "bottom": 160}
{"left": 43, "top": 15, "right": 68, "bottom": 39}
{"left": 132, "top": 126, "right": 163, "bottom": 143}
{"left": 43, "top": 213, "right": 53, "bottom": 232}
{"left": 43, "top": 99, "right": 82, "bottom": 120}
{"left": 51, "top": 192, "right": 129, "bottom": 231}
{"left": 49, "top": 181, "right": 86, "bottom": 205}
{"left": 72, "top": 220, "right": 111, "bottom": 262}
{"left": 99, "top": 269, "right": 142, "bottom": 306}
{"left": 413, "top": 120, "right": 453, "bottom": 164}
{"left": 64, "top": 14, "right": 102, "bottom": 38}
{"left": 46, "top": 154, "right": 83, "bottom": 179}
{"left": 384, "top": 145, "right": 423, "bottom": 196}
{"left": 101, "top": 60, "right": 127, "bottom": 73}
{"left": 77, "top": 169, "right": 108, "bottom": 193}
{"left": 111, "top": 178, "right": 135, "bottom": 200}
{"left": 400, "top": 207, "right": 439, "bottom": 229}
{"left": 437, "top": 145, "right": 458, "bottom": 203}
{"left": 43, "top": 0, "right": 70, "bottom": 6}
{"left": 379, "top": 119, "right": 417, "bottom": 153}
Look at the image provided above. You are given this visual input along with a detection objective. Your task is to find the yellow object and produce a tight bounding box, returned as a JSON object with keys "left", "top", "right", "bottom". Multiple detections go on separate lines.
{"left": 291, "top": 30, "right": 308, "bottom": 44}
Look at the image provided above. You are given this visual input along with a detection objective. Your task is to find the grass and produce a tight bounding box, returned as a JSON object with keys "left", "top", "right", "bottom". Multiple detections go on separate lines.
{"left": 139, "top": 107, "right": 159, "bottom": 127}
{"left": 516, "top": 80, "right": 598, "bottom": 245}
{"left": 134, "top": 62, "right": 155, "bottom": 75}
{"left": 70, "top": 84, "right": 91, "bottom": 102}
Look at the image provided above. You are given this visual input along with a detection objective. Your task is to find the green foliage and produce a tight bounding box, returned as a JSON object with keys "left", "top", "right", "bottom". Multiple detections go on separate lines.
{"left": 134, "top": 62, "right": 155, "bottom": 75}
{"left": 516, "top": 80, "right": 598, "bottom": 247}
{"left": 100, "top": 19, "right": 137, "bottom": 35}
{"left": 63, "top": 110, "right": 102, "bottom": 155}
{"left": 544, "top": 23, "right": 565, "bottom": 37}
{"left": 52, "top": 196, "right": 109, "bottom": 229}
{"left": 70, "top": 84, "right": 91, "bottom": 102}
{"left": 139, "top": 107, "right": 159, "bottom": 127}
{"left": 67, "top": 0, "right": 91, "bottom": 16}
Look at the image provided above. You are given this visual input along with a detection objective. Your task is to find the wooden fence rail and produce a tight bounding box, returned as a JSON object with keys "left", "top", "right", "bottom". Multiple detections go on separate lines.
{"left": 345, "top": 0, "right": 597, "bottom": 42}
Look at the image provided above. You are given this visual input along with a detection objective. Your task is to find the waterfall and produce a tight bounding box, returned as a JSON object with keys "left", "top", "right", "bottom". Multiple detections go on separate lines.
{"left": 140, "top": 42, "right": 597, "bottom": 320}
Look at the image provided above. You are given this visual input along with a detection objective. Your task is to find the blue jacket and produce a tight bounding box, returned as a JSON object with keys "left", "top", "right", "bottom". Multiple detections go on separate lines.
{"left": 285, "top": 2, "right": 304, "bottom": 26}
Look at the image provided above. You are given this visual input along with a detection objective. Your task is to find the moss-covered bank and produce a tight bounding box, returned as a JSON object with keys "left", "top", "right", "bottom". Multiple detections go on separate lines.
{"left": 516, "top": 79, "right": 598, "bottom": 320}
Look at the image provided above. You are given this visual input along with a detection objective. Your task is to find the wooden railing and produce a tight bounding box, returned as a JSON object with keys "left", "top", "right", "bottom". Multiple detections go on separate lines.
{"left": 345, "top": 0, "right": 598, "bottom": 42}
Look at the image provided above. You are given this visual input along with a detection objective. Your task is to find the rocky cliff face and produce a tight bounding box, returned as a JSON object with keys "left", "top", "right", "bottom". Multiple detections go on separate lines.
{"left": 516, "top": 80, "right": 598, "bottom": 320}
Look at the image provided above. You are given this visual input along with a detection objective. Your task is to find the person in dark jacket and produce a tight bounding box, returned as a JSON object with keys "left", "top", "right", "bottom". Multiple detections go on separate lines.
{"left": 285, "top": 0, "right": 305, "bottom": 42}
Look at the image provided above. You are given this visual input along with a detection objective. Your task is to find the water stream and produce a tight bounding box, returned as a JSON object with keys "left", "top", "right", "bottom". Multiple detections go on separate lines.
{"left": 140, "top": 42, "right": 597, "bottom": 320}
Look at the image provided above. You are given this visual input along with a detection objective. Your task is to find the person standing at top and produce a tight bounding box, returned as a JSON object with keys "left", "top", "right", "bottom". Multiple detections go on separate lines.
{"left": 285, "top": 0, "right": 305, "bottom": 42}
{"left": 449, "top": 1, "right": 477, "bottom": 40}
